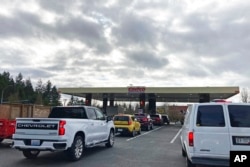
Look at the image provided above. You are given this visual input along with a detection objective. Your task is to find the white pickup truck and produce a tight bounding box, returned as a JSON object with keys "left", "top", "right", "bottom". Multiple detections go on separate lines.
{"left": 12, "top": 106, "right": 115, "bottom": 161}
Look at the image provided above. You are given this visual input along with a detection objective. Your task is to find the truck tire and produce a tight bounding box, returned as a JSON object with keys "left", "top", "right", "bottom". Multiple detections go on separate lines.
{"left": 67, "top": 135, "right": 84, "bottom": 161}
{"left": 105, "top": 130, "right": 114, "bottom": 148}
{"left": 182, "top": 147, "right": 186, "bottom": 157}
{"left": 22, "top": 150, "right": 40, "bottom": 159}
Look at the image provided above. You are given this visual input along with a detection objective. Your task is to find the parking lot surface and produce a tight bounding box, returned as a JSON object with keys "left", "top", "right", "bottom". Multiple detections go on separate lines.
{"left": 0, "top": 124, "right": 186, "bottom": 167}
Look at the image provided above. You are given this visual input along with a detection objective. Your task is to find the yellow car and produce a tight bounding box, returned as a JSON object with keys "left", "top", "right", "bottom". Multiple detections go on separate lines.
{"left": 113, "top": 114, "right": 141, "bottom": 137}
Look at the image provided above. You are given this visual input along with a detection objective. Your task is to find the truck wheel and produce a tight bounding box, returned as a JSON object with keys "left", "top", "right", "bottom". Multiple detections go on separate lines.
{"left": 106, "top": 130, "right": 115, "bottom": 148}
{"left": 67, "top": 135, "right": 84, "bottom": 161}
{"left": 0, "top": 138, "right": 3, "bottom": 143}
{"left": 182, "top": 147, "right": 186, "bottom": 157}
{"left": 22, "top": 150, "right": 40, "bottom": 159}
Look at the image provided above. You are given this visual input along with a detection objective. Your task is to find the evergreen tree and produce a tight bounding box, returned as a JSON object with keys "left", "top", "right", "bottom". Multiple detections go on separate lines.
{"left": 1, "top": 71, "right": 60, "bottom": 106}
{"left": 35, "top": 79, "right": 45, "bottom": 94}
{"left": 51, "top": 86, "right": 61, "bottom": 106}
{"left": 43, "top": 80, "right": 52, "bottom": 105}
{"left": 8, "top": 92, "right": 19, "bottom": 103}
{"left": 24, "top": 78, "right": 35, "bottom": 103}
{"left": 35, "top": 79, "right": 45, "bottom": 105}
{"left": 0, "top": 71, "right": 14, "bottom": 103}
{"left": 35, "top": 93, "right": 43, "bottom": 105}
{"left": 15, "top": 73, "right": 25, "bottom": 102}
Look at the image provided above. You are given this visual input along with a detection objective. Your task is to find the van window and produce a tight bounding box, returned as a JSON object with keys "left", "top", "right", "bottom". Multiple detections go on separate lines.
{"left": 196, "top": 105, "right": 225, "bottom": 127}
{"left": 228, "top": 105, "right": 250, "bottom": 127}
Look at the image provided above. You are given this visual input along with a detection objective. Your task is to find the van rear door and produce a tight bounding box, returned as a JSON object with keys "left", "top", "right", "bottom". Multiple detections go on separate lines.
{"left": 193, "top": 104, "right": 230, "bottom": 157}
{"left": 227, "top": 104, "right": 250, "bottom": 151}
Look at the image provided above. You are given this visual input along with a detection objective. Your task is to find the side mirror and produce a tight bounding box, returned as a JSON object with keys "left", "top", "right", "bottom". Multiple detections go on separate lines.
{"left": 106, "top": 116, "right": 113, "bottom": 122}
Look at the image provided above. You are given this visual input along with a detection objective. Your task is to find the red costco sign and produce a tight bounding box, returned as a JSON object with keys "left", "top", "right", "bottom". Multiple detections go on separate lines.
{"left": 128, "top": 87, "right": 146, "bottom": 93}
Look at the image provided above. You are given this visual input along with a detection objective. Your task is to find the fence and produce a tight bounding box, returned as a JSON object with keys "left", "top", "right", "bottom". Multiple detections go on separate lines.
{"left": 0, "top": 104, "right": 51, "bottom": 119}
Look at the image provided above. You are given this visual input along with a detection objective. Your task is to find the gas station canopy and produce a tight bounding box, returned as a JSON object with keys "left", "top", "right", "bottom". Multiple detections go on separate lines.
{"left": 58, "top": 86, "right": 240, "bottom": 103}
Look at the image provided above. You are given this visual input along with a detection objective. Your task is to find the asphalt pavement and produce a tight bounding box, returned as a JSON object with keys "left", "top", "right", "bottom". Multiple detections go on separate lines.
{"left": 0, "top": 123, "right": 186, "bottom": 167}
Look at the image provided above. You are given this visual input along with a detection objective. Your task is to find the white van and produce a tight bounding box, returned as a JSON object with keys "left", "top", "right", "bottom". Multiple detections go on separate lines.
{"left": 180, "top": 103, "right": 250, "bottom": 167}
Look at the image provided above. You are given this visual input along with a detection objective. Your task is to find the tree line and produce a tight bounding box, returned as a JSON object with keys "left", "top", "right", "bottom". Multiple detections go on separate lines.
{"left": 0, "top": 71, "right": 61, "bottom": 106}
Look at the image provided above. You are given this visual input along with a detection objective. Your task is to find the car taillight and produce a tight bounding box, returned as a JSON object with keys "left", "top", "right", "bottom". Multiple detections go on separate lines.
{"left": 156, "top": 117, "right": 160, "bottom": 121}
{"left": 142, "top": 118, "right": 148, "bottom": 122}
{"left": 59, "top": 120, "right": 66, "bottom": 136}
{"left": 188, "top": 132, "right": 194, "bottom": 146}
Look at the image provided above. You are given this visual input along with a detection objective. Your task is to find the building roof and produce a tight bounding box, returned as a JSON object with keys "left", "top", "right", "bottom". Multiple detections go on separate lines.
{"left": 58, "top": 86, "right": 240, "bottom": 103}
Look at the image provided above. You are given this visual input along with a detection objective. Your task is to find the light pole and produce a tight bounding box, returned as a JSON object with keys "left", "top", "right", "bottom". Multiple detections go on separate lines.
{"left": 1, "top": 85, "right": 12, "bottom": 104}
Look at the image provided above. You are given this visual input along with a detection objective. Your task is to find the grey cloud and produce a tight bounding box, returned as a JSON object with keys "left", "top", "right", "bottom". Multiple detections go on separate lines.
{"left": 0, "top": 12, "right": 42, "bottom": 38}
{"left": 7, "top": 67, "right": 53, "bottom": 81}
{"left": 160, "top": 3, "right": 250, "bottom": 60}
{"left": 53, "top": 16, "right": 112, "bottom": 54}
{"left": 124, "top": 50, "right": 169, "bottom": 69}
{"left": 112, "top": 14, "right": 157, "bottom": 48}
{"left": 38, "top": 0, "right": 74, "bottom": 13}
{"left": 114, "top": 67, "right": 145, "bottom": 79}
{"left": 0, "top": 9, "right": 111, "bottom": 53}
{"left": 0, "top": 49, "right": 29, "bottom": 66}
{"left": 1, "top": 0, "right": 250, "bottom": 89}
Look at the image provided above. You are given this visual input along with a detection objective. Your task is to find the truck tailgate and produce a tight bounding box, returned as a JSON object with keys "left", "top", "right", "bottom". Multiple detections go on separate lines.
{"left": 15, "top": 118, "right": 60, "bottom": 136}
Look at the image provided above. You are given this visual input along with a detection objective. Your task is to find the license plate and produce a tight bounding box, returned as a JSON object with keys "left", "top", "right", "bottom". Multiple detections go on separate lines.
{"left": 236, "top": 138, "right": 250, "bottom": 144}
{"left": 31, "top": 140, "right": 40, "bottom": 146}
{"left": 117, "top": 129, "right": 123, "bottom": 132}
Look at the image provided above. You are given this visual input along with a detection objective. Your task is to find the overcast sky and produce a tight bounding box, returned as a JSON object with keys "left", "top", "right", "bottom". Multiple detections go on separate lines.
{"left": 1, "top": 0, "right": 250, "bottom": 92}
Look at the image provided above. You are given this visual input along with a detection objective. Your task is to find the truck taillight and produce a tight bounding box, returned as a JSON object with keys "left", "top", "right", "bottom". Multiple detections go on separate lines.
{"left": 10, "top": 120, "right": 16, "bottom": 134}
{"left": 59, "top": 120, "right": 66, "bottom": 136}
{"left": 128, "top": 121, "right": 132, "bottom": 125}
{"left": 188, "top": 132, "right": 194, "bottom": 146}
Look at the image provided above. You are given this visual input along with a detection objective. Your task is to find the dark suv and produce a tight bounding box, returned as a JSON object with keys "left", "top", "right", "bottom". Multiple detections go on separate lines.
{"left": 134, "top": 113, "right": 153, "bottom": 131}
{"left": 150, "top": 114, "right": 163, "bottom": 126}
{"left": 162, "top": 114, "right": 170, "bottom": 125}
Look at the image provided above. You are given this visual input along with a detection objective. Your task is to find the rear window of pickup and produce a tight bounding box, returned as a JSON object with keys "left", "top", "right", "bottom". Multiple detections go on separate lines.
{"left": 49, "top": 107, "right": 88, "bottom": 119}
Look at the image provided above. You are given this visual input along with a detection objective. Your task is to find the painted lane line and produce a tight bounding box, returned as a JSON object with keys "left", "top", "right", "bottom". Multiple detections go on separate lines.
{"left": 126, "top": 126, "right": 162, "bottom": 142}
{"left": 170, "top": 129, "right": 182, "bottom": 144}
